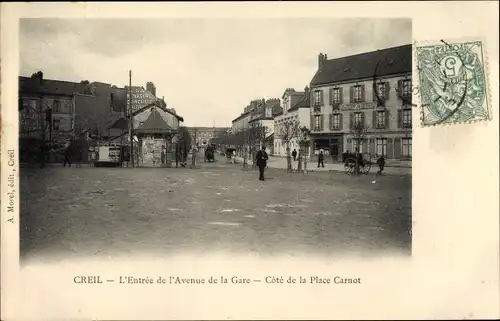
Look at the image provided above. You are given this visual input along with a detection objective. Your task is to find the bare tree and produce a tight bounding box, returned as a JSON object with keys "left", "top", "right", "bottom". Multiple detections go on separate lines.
{"left": 296, "top": 126, "right": 311, "bottom": 173}
{"left": 276, "top": 118, "right": 300, "bottom": 172}
{"left": 248, "top": 123, "right": 268, "bottom": 170}
{"left": 349, "top": 121, "right": 370, "bottom": 175}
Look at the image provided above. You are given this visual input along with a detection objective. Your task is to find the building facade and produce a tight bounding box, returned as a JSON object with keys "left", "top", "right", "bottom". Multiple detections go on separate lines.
{"left": 248, "top": 98, "right": 281, "bottom": 152}
{"left": 19, "top": 73, "right": 88, "bottom": 143}
{"left": 273, "top": 87, "right": 311, "bottom": 156}
{"left": 186, "top": 127, "right": 230, "bottom": 150}
{"left": 308, "top": 45, "right": 412, "bottom": 161}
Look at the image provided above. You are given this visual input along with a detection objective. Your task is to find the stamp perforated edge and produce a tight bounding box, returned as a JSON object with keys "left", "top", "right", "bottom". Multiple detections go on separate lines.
{"left": 413, "top": 37, "right": 493, "bottom": 128}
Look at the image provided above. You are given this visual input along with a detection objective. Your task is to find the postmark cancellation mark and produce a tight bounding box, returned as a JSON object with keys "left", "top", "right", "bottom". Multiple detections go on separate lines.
{"left": 416, "top": 40, "right": 491, "bottom": 126}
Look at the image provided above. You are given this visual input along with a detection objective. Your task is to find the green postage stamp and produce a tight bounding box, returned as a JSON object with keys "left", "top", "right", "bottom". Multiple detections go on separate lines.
{"left": 415, "top": 39, "right": 491, "bottom": 126}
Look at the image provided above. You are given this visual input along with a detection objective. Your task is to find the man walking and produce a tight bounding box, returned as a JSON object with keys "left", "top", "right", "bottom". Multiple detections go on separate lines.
{"left": 317, "top": 150, "right": 325, "bottom": 168}
{"left": 292, "top": 149, "right": 297, "bottom": 162}
{"left": 255, "top": 146, "right": 269, "bottom": 181}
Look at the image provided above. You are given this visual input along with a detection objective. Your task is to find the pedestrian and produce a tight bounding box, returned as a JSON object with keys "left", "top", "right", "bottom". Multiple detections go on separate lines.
{"left": 255, "top": 145, "right": 269, "bottom": 181}
{"left": 377, "top": 155, "right": 385, "bottom": 175}
{"left": 63, "top": 144, "right": 72, "bottom": 167}
{"left": 317, "top": 150, "right": 325, "bottom": 168}
{"left": 161, "top": 147, "right": 165, "bottom": 165}
{"left": 292, "top": 149, "right": 297, "bottom": 162}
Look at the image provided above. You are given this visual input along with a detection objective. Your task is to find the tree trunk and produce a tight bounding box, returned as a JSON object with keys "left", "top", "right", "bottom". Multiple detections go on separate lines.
{"left": 297, "top": 148, "right": 302, "bottom": 172}
{"left": 286, "top": 144, "right": 292, "bottom": 172}
{"left": 303, "top": 145, "right": 309, "bottom": 174}
{"left": 242, "top": 146, "right": 248, "bottom": 169}
{"left": 191, "top": 146, "right": 196, "bottom": 168}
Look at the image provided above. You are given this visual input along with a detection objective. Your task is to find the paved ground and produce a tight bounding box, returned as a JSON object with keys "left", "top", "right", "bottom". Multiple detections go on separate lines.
{"left": 20, "top": 160, "right": 412, "bottom": 263}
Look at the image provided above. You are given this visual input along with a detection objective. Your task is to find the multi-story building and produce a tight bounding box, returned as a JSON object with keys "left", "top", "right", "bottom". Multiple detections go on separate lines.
{"left": 308, "top": 44, "right": 412, "bottom": 161}
{"left": 248, "top": 98, "right": 281, "bottom": 150}
{"left": 19, "top": 72, "right": 88, "bottom": 143}
{"left": 186, "top": 127, "right": 230, "bottom": 149}
{"left": 273, "top": 87, "right": 311, "bottom": 156}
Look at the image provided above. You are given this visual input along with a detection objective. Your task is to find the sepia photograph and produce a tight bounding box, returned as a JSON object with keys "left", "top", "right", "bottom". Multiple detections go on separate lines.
{"left": 18, "top": 18, "right": 413, "bottom": 263}
{"left": 2, "top": 2, "right": 498, "bottom": 320}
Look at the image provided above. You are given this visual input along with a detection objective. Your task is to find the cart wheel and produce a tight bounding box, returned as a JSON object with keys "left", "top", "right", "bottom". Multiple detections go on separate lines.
{"left": 362, "top": 162, "right": 371, "bottom": 174}
{"left": 344, "top": 158, "right": 355, "bottom": 175}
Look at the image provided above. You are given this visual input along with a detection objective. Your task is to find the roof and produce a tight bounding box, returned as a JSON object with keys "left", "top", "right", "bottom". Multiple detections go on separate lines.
{"left": 19, "top": 76, "right": 89, "bottom": 96}
{"left": 288, "top": 92, "right": 310, "bottom": 112}
{"left": 108, "top": 117, "right": 129, "bottom": 130}
{"left": 310, "top": 44, "right": 412, "bottom": 86}
{"left": 134, "top": 108, "right": 174, "bottom": 135}
{"left": 232, "top": 111, "right": 251, "bottom": 123}
{"left": 132, "top": 101, "right": 184, "bottom": 122}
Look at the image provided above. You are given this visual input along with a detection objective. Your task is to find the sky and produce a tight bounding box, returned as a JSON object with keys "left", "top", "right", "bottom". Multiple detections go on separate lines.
{"left": 20, "top": 18, "right": 411, "bottom": 127}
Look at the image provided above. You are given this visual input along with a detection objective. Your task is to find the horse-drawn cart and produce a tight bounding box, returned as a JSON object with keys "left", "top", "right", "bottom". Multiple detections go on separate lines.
{"left": 225, "top": 147, "right": 236, "bottom": 163}
{"left": 343, "top": 152, "right": 372, "bottom": 175}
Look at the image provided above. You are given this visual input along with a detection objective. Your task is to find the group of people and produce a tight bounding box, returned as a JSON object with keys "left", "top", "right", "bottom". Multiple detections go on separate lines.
{"left": 291, "top": 148, "right": 386, "bottom": 175}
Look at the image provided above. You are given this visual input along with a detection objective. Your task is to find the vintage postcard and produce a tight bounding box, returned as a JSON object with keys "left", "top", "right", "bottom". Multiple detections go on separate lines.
{"left": 1, "top": 2, "right": 498, "bottom": 320}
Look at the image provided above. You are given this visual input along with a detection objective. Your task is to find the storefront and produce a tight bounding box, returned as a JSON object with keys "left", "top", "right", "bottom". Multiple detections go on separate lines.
{"left": 310, "top": 133, "right": 344, "bottom": 162}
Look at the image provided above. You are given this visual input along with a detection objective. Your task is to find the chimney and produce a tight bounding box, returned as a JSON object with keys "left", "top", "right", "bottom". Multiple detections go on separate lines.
{"left": 318, "top": 53, "right": 327, "bottom": 69}
{"left": 304, "top": 86, "right": 309, "bottom": 93}
{"left": 146, "top": 81, "right": 156, "bottom": 97}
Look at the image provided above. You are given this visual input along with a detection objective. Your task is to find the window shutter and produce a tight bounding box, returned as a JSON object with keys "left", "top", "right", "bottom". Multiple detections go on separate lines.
{"left": 397, "top": 110, "right": 402, "bottom": 128}
{"left": 320, "top": 90, "right": 324, "bottom": 105}
{"left": 385, "top": 82, "right": 390, "bottom": 100}
{"left": 320, "top": 114, "right": 324, "bottom": 131}
{"left": 329, "top": 114, "right": 333, "bottom": 130}
{"left": 385, "top": 110, "right": 390, "bottom": 129}
{"left": 394, "top": 137, "right": 401, "bottom": 159}
{"left": 349, "top": 112, "right": 354, "bottom": 128}
{"left": 350, "top": 86, "right": 354, "bottom": 103}
{"left": 397, "top": 80, "right": 403, "bottom": 98}
{"left": 361, "top": 84, "right": 366, "bottom": 102}
{"left": 372, "top": 82, "right": 377, "bottom": 101}
{"left": 370, "top": 139, "right": 375, "bottom": 156}
{"left": 310, "top": 115, "right": 314, "bottom": 131}
{"left": 339, "top": 87, "right": 344, "bottom": 104}
{"left": 329, "top": 88, "right": 334, "bottom": 105}
{"left": 387, "top": 138, "right": 394, "bottom": 159}
{"left": 372, "top": 111, "right": 377, "bottom": 129}
{"left": 361, "top": 112, "right": 365, "bottom": 126}
{"left": 339, "top": 114, "right": 343, "bottom": 130}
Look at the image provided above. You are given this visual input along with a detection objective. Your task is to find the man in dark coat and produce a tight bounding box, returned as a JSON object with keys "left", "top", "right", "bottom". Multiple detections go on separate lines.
{"left": 317, "top": 150, "right": 325, "bottom": 168}
{"left": 255, "top": 146, "right": 269, "bottom": 181}
{"left": 292, "top": 149, "right": 297, "bottom": 162}
{"left": 63, "top": 143, "right": 72, "bottom": 167}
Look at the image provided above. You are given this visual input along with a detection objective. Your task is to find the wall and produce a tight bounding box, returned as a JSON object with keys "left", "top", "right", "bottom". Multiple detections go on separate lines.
{"left": 309, "top": 73, "right": 412, "bottom": 159}
{"left": 19, "top": 95, "right": 74, "bottom": 142}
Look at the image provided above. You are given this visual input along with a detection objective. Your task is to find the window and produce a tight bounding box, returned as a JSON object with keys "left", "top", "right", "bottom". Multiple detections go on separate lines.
{"left": 402, "top": 109, "right": 412, "bottom": 128}
{"left": 376, "top": 138, "right": 387, "bottom": 157}
{"left": 352, "top": 138, "right": 364, "bottom": 153}
{"left": 52, "top": 119, "right": 60, "bottom": 130}
{"left": 332, "top": 88, "right": 341, "bottom": 104}
{"left": 376, "top": 83, "right": 388, "bottom": 99}
{"left": 376, "top": 111, "right": 386, "bottom": 128}
{"left": 402, "top": 138, "right": 412, "bottom": 157}
{"left": 331, "top": 114, "right": 341, "bottom": 130}
{"left": 53, "top": 100, "right": 61, "bottom": 113}
{"left": 314, "top": 115, "right": 321, "bottom": 131}
{"left": 314, "top": 90, "right": 321, "bottom": 105}
{"left": 354, "top": 112, "right": 363, "bottom": 126}
{"left": 353, "top": 85, "right": 362, "bottom": 102}
{"left": 402, "top": 79, "right": 411, "bottom": 97}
